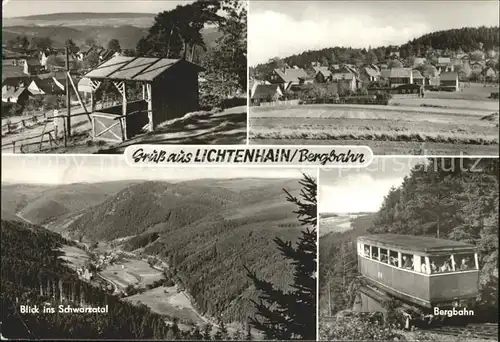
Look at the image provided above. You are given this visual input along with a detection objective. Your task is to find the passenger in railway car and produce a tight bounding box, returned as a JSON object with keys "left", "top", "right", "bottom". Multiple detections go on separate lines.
{"left": 380, "top": 251, "right": 388, "bottom": 263}
{"left": 402, "top": 255, "right": 413, "bottom": 269}
{"left": 459, "top": 257, "right": 470, "bottom": 270}
{"left": 371, "top": 249, "right": 379, "bottom": 260}
{"left": 430, "top": 260, "right": 437, "bottom": 273}
{"left": 420, "top": 256, "right": 427, "bottom": 273}
{"left": 440, "top": 260, "right": 452, "bottom": 272}
{"left": 364, "top": 247, "right": 370, "bottom": 256}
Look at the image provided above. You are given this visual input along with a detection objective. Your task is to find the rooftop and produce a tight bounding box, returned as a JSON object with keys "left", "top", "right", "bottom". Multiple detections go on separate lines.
{"left": 85, "top": 56, "right": 204, "bottom": 82}
{"left": 358, "top": 234, "right": 476, "bottom": 253}
{"left": 252, "top": 84, "right": 281, "bottom": 99}
{"left": 273, "top": 67, "right": 308, "bottom": 83}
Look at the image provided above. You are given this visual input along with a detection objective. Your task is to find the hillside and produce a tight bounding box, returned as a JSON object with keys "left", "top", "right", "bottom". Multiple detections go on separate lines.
{"left": 1, "top": 180, "right": 140, "bottom": 225}
{"left": 2, "top": 12, "right": 156, "bottom": 27}
{"left": 0, "top": 220, "right": 216, "bottom": 340}
{"left": 2, "top": 25, "right": 221, "bottom": 50}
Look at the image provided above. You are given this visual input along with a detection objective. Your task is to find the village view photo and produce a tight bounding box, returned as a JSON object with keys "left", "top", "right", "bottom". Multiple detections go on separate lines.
{"left": 249, "top": 1, "right": 499, "bottom": 155}
{"left": 2, "top": 0, "right": 247, "bottom": 154}
{"left": 1, "top": 154, "right": 317, "bottom": 340}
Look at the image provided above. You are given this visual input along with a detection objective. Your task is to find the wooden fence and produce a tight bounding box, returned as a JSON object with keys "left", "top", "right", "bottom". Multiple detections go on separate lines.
{"left": 258, "top": 99, "right": 301, "bottom": 107}
{"left": 1, "top": 112, "right": 49, "bottom": 134}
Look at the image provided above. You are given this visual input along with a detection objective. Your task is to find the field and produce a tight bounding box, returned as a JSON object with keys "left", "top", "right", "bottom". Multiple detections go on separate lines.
{"left": 1, "top": 106, "right": 247, "bottom": 154}
{"left": 99, "top": 257, "right": 163, "bottom": 289}
{"left": 59, "top": 244, "right": 90, "bottom": 270}
{"left": 126, "top": 285, "right": 206, "bottom": 324}
{"left": 319, "top": 215, "right": 356, "bottom": 237}
{"left": 250, "top": 84, "right": 499, "bottom": 155}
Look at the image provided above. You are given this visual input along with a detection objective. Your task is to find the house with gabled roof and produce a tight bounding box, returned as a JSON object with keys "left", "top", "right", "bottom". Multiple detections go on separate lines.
{"left": 359, "top": 66, "right": 381, "bottom": 86}
{"left": 388, "top": 68, "right": 413, "bottom": 87}
{"left": 23, "top": 58, "right": 43, "bottom": 75}
{"left": 313, "top": 66, "right": 333, "bottom": 83}
{"left": 2, "top": 85, "right": 31, "bottom": 105}
{"left": 251, "top": 84, "right": 283, "bottom": 104}
{"left": 331, "top": 72, "right": 358, "bottom": 92}
{"left": 482, "top": 67, "right": 498, "bottom": 81}
{"left": 269, "top": 67, "right": 311, "bottom": 87}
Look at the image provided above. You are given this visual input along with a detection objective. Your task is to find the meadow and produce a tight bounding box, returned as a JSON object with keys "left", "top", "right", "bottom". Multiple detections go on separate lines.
{"left": 250, "top": 86, "right": 499, "bottom": 155}
{"left": 100, "top": 258, "right": 164, "bottom": 289}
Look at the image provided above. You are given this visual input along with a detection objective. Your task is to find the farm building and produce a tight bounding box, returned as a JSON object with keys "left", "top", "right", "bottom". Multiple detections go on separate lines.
{"left": 251, "top": 84, "right": 283, "bottom": 104}
{"left": 387, "top": 68, "right": 413, "bottom": 87}
{"left": 313, "top": 66, "right": 333, "bottom": 83}
{"left": 2, "top": 85, "right": 31, "bottom": 105}
{"left": 439, "top": 72, "right": 459, "bottom": 91}
{"left": 84, "top": 55, "right": 204, "bottom": 142}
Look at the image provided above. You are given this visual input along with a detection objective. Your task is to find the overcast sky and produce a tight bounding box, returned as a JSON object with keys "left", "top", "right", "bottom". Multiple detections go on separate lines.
{"left": 249, "top": 1, "right": 500, "bottom": 65}
{"left": 2, "top": 0, "right": 192, "bottom": 17}
{"left": 319, "top": 157, "right": 427, "bottom": 214}
{"left": 1, "top": 155, "right": 306, "bottom": 184}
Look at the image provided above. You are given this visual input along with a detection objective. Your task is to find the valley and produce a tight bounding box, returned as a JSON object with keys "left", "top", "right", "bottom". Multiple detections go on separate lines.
{"left": 2, "top": 178, "right": 304, "bottom": 338}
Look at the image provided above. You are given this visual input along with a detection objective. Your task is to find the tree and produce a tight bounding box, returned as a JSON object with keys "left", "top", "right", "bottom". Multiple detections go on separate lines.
{"left": 107, "top": 39, "right": 121, "bottom": 53}
{"left": 84, "top": 51, "right": 100, "bottom": 69}
{"left": 364, "top": 50, "right": 378, "bottom": 65}
{"left": 30, "top": 37, "right": 53, "bottom": 51}
{"left": 65, "top": 39, "right": 79, "bottom": 54}
{"left": 387, "top": 59, "right": 403, "bottom": 68}
{"left": 246, "top": 174, "right": 317, "bottom": 340}
{"left": 85, "top": 38, "right": 96, "bottom": 47}
{"left": 7, "top": 35, "right": 30, "bottom": 51}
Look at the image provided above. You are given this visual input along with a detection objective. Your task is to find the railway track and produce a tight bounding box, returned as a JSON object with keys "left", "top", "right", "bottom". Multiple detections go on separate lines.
{"left": 424, "top": 323, "right": 498, "bottom": 341}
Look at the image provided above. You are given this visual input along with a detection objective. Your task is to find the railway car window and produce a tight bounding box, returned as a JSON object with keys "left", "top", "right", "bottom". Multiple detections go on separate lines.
{"left": 401, "top": 253, "right": 413, "bottom": 269}
{"left": 454, "top": 254, "right": 477, "bottom": 270}
{"left": 364, "top": 245, "right": 370, "bottom": 257}
{"left": 371, "top": 247, "right": 379, "bottom": 260}
{"left": 380, "top": 248, "right": 389, "bottom": 263}
{"left": 389, "top": 250, "right": 398, "bottom": 266}
{"left": 429, "top": 256, "right": 454, "bottom": 274}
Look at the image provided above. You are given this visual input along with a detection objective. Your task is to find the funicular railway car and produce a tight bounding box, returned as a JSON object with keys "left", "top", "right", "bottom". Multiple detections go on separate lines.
{"left": 356, "top": 234, "right": 479, "bottom": 325}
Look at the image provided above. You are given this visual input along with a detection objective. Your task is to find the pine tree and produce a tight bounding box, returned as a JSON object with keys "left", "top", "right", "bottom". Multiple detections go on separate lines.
{"left": 246, "top": 173, "right": 317, "bottom": 340}
{"left": 202, "top": 324, "right": 212, "bottom": 340}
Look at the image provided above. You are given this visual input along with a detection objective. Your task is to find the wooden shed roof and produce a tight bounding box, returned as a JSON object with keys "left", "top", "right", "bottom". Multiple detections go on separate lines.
{"left": 84, "top": 56, "right": 204, "bottom": 82}
{"left": 358, "top": 234, "right": 476, "bottom": 253}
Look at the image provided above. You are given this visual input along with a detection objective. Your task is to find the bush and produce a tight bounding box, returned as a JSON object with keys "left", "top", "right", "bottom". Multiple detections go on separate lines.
{"left": 164, "top": 279, "right": 175, "bottom": 287}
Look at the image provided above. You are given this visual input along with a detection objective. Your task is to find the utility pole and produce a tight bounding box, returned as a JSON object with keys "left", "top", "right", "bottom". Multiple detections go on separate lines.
{"left": 65, "top": 46, "right": 71, "bottom": 138}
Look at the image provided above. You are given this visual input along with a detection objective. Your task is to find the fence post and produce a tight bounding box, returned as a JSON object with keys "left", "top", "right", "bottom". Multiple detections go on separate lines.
{"left": 21, "top": 120, "right": 26, "bottom": 128}
{"left": 12, "top": 141, "right": 15, "bottom": 153}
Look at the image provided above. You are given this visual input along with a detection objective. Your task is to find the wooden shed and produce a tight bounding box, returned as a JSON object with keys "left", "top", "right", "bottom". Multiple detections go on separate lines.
{"left": 84, "top": 56, "right": 204, "bottom": 143}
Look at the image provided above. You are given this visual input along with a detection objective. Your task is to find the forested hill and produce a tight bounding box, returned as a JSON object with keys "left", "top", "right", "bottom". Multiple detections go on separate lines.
{"left": 400, "top": 26, "right": 499, "bottom": 54}
{"left": 63, "top": 178, "right": 304, "bottom": 324}
{"left": 369, "top": 158, "right": 499, "bottom": 321}
{"left": 251, "top": 26, "right": 499, "bottom": 71}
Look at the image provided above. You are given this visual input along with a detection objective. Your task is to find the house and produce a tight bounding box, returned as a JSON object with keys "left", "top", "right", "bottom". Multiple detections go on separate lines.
{"left": 2, "top": 65, "right": 31, "bottom": 86}
{"left": 23, "top": 58, "right": 43, "bottom": 75}
{"left": 251, "top": 84, "right": 283, "bottom": 104}
{"left": 338, "top": 64, "right": 358, "bottom": 77}
{"left": 313, "top": 66, "right": 333, "bottom": 83}
{"left": 2, "top": 85, "right": 31, "bottom": 105}
{"left": 2, "top": 48, "right": 28, "bottom": 67}
{"left": 412, "top": 70, "right": 425, "bottom": 85}
{"left": 439, "top": 72, "right": 459, "bottom": 91}
{"left": 388, "top": 68, "right": 413, "bottom": 87}
{"left": 269, "top": 67, "right": 310, "bottom": 86}
{"left": 359, "top": 66, "right": 380, "bottom": 85}
{"left": 331, "top": 72, "right": 358, "bottom": 93}
{"left": 27, "top": 78, "right": 65, "bottom": 95}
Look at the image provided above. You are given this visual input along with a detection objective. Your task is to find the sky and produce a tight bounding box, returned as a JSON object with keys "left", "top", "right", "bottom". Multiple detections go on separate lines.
{"left": 249, "top": 1, "right": 500, "bottom": 65}
{"left": 1, "top": 155, "right": 306, "bottom": 185}
{"left": 319, "top": 157, "right": 427, "bottom": 214}
{"left": 2, "top": 0, "right": 193, "bottom": 18}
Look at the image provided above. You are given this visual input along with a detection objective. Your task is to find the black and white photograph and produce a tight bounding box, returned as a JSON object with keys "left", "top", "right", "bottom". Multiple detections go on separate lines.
{"left": 318, "top": 157, "right": 499, "bottom": 341}
{"left": 1, "top": 155, "right": 316, "bottom": 340}
{"left": 1, "top": 0, "right": 247, "bottom": 154}
{"left": 248, "top": 1, "right": 499, "bottom": 155}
